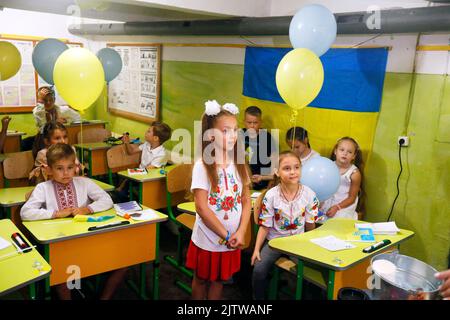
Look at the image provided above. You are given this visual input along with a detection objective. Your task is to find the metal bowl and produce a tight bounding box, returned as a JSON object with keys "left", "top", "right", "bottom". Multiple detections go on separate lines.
{"left": 370, "top": 252, "right": 442, "bottom": 300}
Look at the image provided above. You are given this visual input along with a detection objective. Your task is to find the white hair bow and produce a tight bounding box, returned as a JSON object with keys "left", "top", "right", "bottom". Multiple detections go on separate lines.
{"left": 204, "top": 100, "right": 239, "bottom": 116}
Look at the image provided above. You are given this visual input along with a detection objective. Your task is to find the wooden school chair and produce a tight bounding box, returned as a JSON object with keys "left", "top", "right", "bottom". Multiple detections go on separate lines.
{"left": 76, "top": 128, "right": 111, "bottom": 144}
{"left": 106, "top": 144, "right": 141, "bottom": 186}
{"left": 3, "top": 151, "right": 34, "bottom": 188}
{"left": 163, "top": 163, "right": 195, "bottom": 294}
{"left": 2, "top": 151, "right": 34, "bottom": 224}
{"left": 251, "top": 193, "right": 327, "bottom": 299}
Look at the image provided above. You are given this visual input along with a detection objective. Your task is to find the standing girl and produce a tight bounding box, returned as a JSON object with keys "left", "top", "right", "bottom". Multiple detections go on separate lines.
{"left": 321, "top": 137, "right": 363, "bottom": 220}
{"left": 187, "top": 100, "right": 251, "bottom": 300}
{"left": 251, "top": 150, "right": 319, "bottom": 300}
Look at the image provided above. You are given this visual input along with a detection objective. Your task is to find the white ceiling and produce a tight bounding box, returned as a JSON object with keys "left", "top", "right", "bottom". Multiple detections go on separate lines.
{"left": 0, "top": 0, "right": 442, "bottom": 23}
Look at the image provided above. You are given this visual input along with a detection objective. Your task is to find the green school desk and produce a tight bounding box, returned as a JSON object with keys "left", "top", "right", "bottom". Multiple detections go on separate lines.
{"left": 0, "top": 179, "right": 115, "bottom": 223}
{"left": 176, "top": 201, "right": 196, "bottom": 214}
{"left": 0, "top": 219, "right": 51, "bottom": 298}
{"left": 118, "top": 165, "right": 185, "bottom": 210}
{"left": 65, "top": 120, "right": 107, "bottom": 145}
{"left": 74, "top": 142, "right": 112, "bottom": 177}
{"left": 4, "top": 131, "right": 26, "bottom": 153}
{"left": 22, "top": 207, "right": 167, "bottom": 300}
{"left": 268, "top": 218, "right": 414, "bottom": 300}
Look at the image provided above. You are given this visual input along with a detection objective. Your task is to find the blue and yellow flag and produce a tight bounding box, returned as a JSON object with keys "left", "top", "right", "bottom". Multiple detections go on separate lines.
{"left": 242, "top": 47, "right": 388, "bottom": 161}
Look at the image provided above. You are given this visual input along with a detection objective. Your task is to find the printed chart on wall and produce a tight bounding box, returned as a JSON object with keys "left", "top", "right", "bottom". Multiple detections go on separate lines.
{"left": 107, "top": 43, "right": 161, "bottom": 123}
{"left": 0, "top": 36, "right": 83, "bottom": 113}
{"left": 0, "top": 39, "right": 36, "bottom": 108}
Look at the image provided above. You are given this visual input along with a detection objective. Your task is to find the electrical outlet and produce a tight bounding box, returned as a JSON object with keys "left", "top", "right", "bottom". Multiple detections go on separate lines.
{"left": 398, "top": 136, "right": 409, "bottom": 147}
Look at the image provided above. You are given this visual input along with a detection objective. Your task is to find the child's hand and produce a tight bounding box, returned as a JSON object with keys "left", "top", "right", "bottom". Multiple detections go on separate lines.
{"left": 228, "top": 230, "right": 244, "bottom": 249}
{"left": 251, "top": 175, "right": 263, "bottom": 183}
{"left": 251, "top": 251, "right": 261, "bottom": 266}
{"left": 146, "top": 165, "right": 156, "bottom": 170}
{"left": 1, "top": 116, "right": 11, "bottom": 131}
{"left": 122, "top": 134, "right": 130, "bottom": 144}
{"left": 56, "top": 117, "right": 67, "bottom": 124}
{"left": 72, "top": 207, "right": 91, "bottom": 216}
{"left": 326, "top": 206, "right": 339, "bottom": 217}
{"left": 55, "top": 208, "right": 74, "bottom": 218}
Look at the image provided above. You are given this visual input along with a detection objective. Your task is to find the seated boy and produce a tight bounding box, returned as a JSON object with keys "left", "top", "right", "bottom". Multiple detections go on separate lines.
{"left": 122, "top": 121, "right": 172, "bottom": 169}
{"left": 243, "top": 106, "right": 277, "bottom": 190}
{"left": 21, "top": 143, "right": 126, "bottom": 300}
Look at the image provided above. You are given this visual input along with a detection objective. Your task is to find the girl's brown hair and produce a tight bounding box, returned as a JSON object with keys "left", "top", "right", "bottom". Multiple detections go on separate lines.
{"left": 330, "top": 137, "right": 363, "bottom": 169}
{"left": 200, "top": 110, "right": 250, "bottom": 190}
{"left": 254, "top": 150, "right": 301, "bottom": 219}
{"left": 32, "top": 121, "right": 67, "bottom": 159}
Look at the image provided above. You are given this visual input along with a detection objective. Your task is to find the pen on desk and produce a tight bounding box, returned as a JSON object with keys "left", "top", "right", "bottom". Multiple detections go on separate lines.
{"left": 363, "top": 239, "right": 391, "bottom": 253}
{"left": 88, "top": 220, "right": 130, "bottom": 231}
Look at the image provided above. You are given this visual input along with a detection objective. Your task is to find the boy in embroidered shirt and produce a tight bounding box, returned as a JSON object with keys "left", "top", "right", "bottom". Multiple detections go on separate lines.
{"left": 21, "top": 143, "right": 126, "bottom": 300}
{"left": 122, "top": 121, "right": 171, "bottom": 169}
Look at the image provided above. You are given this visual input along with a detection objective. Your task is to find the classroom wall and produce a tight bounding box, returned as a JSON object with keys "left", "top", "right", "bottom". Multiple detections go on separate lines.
{"left": 0, "top": 8, "right": 106, "bottom": 136}
{"left": 1, "top": 8, "right": 449, "bottom": 270}
{"left": 89, "top": 31, "right": 450, "bottom": 270}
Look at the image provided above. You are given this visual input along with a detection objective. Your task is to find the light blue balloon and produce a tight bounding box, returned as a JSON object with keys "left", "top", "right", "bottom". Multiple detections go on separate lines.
{"left": 32, "top": 38, "right": 68, "bottom": 85}
{"left": 97, "top": 48, "right": 122, "bottom": 83}
{"left": 289, "top": 4, "right": 337, "bottom": 57}
{"left": 300, "top": 156, "right": 340, "bottom": 202}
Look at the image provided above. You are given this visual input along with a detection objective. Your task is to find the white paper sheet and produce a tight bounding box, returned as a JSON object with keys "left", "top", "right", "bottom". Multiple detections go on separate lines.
{"left": 310, "top": 236, "right": 356, "bottom": 252}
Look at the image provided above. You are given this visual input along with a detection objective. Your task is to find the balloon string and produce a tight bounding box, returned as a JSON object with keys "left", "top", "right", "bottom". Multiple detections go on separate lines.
{"left": 80, "top": 121, "right": 84, "bottom": 175}
{"left": 290, "top": 109, "right": 298, "bottom": 151}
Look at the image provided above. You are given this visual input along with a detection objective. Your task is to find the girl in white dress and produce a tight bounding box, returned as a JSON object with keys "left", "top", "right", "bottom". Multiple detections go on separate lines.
{"left": 321, "top": 137, "right": 363, "bottom": 220}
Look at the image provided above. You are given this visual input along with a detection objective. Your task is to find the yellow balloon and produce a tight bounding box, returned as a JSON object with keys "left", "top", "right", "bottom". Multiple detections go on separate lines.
{"left": 53, "top": 47, "right": 105, "bottom": 112}
{"left": 276, "top": 48, "right": 324, "bottom": 110}
{"left": 0, "top": 41, "right": 22, "bottom": 81}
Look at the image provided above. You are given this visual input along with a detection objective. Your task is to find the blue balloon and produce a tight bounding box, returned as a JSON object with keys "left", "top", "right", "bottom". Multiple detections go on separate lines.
{"left": 32, "top": 38, "right": 68, "bottom": 85}
{"left": 97, "top": 48, "right": 122, "bottom": 83}
{"left": 300, "top": 156, "right": 340, "bottom": 202}
{"left": 289, "top": 4, "right": 337, "bottom": 57}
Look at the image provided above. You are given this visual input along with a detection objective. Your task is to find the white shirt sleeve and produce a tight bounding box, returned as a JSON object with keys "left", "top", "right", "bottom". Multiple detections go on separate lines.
{"left": 259, "top": 190, "right": 275, "bottom": 228}
{"left": 20, "top": 184, "right": 55, "bottom": 221}
{"left": 33, "top": 104, "right": 46, "bottom": 130}
{"left": 84, "top": 178, "right": 114, "bottom": 213}
{"left": 190, "top": 160, "right": 210, "bottom": 192}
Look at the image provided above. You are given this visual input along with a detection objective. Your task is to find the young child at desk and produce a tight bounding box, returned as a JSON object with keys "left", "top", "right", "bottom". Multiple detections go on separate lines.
{"left": 122, "top": 121, "right": 172, "bottom": 169}
{"left": 286, "top": 126, "right": 320, "bottom": 165}
{"left": 21, "top": 143, "right": 127, "bottom": 300}
{"left": 187, "top": 100, "right": 251, "bottom": 300}
{"left": 320, "top": 137, "right": 363, "bottom": 220}
{"left": 251, "top": 150, "right": 319, "bottom": 300}
{"left": 29, "top": 121, "right": 82, "bottom": 185}
{"left": 243, "top": 106, "right": 277, "bottom": 190}
{"left": 0, "top": 116, "right": 12, "bottom": 153}
{"left": 33, "top": 86, "right": 81, "bottom": 129}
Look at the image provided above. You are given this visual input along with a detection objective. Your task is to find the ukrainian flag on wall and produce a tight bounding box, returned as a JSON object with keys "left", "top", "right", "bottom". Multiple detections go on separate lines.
{"left": 241, "top": 47, "right": 388, "bottom": 162}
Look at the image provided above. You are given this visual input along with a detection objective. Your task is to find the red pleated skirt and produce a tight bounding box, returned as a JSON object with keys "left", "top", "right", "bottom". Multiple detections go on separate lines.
{"left": 185, "top": 240, "right": 241, "bottom": 282}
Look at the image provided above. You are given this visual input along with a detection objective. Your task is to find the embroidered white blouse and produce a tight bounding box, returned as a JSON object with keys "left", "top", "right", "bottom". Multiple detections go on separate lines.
{"left": 20, "top": 177, "right": 113, "bottom": 221}
{"left": 258, "top": 184, "right": 319, "bottom": 240}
